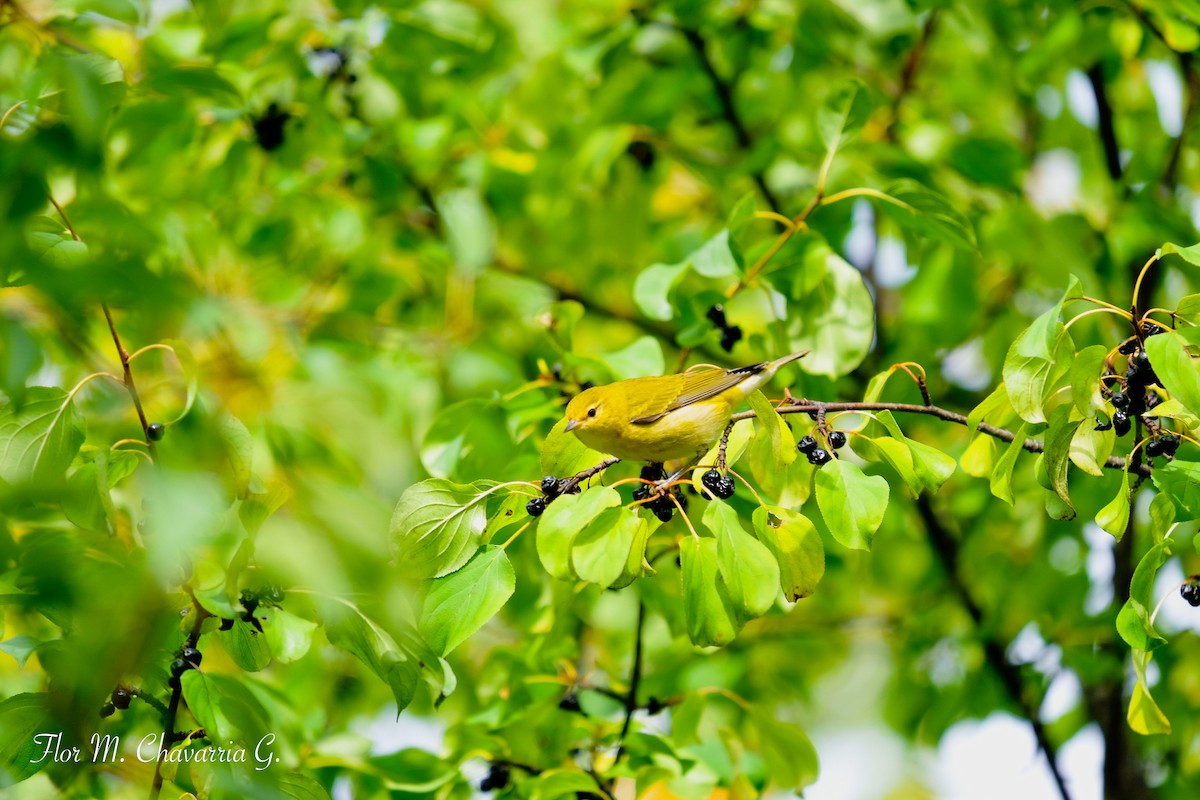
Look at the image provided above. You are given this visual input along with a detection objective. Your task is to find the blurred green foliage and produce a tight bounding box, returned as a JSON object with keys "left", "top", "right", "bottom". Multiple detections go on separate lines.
{"left": 4, "top": 0, "right": 1200, "bottom": 799}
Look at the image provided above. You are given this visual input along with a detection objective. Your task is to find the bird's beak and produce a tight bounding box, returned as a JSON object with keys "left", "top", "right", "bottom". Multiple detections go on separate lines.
{"left": 564, "top": 419, "right": 580, "bottom": 433}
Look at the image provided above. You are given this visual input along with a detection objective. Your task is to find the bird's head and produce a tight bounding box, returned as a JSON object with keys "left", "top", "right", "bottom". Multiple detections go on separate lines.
{"left": 564, "top": 386, "right": 607, "bottom": 435}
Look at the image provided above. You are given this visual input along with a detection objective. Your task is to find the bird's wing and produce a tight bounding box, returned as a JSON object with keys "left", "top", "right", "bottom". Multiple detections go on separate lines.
{"left": 629, "top": 362, "right": 767, "bottom": 425}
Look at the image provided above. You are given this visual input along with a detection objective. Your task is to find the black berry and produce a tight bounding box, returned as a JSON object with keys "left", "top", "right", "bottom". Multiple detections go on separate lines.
{"left": 807, "top": 448, "right": 832, "bottom": 466}
{"left": 1146, "top": 439, "right": 1164, "bottom": 458}
{"left": 1161, "top": 435, "right": 1181, "bottom": 456}
{"left": 1094, "top": 418, "right": 1113, "bottom": 431}
{"left": 1118, "top": 339, "right": 1139, "bottom": 355}
{"left": 170, "top": 658, "right": 190, "bottom": 677}
{"left": 1143, "top": 322, "right": 1165, "bottom": 337}
{"left": 480, "top": 762, "right": 511, "bottom": 792}
{"left": 715, "top": 476, "right": 735, "bottom": 499}
{"left": 147, "top": 422, "right": 165, "bottom": 441}
{"left": 653, "top": 506, "right": 674, "bottom": 522}
{"left": 1182, "top": 581, "right": 1200, "bottom": 607}
{"left": 1134, "top": 350, "right": 1150, "bottom": 369}
{"left": 719, "top": 325, "right": 743, "bottom": 352}
{"left": 828, "top": 430, "right": 847, "bottom": 449}
{"left": 181, "top": 646, "right": 202, "bottom": 667}
{"left": 1110, "top": 392, "right": 1129, "bottom": 410}
{"left": 646, "top": 696, "right": 667, "bottom": 715}
{"left": 1113, "top": 411, "right": 1131, "bottom": 437}
{"left": 100, "top": 702, "right": 115, "bottom": 718}
{"left": 111, "top": 687, "right": 131, "bottom": 710}
{"left": 705, "top": 305, "right": 727, "bottom": 328}
{"left": 797, "top": 436, "right": 818, "bottom": 454}
{"left": 526, "top": 497, "right": 546, "bottom": 517}
{"left": 640, "top": 464, "right": 666, "bottom": 482}
{"left": 558, "top": 693, "right": 582, "bottom": 713}
{"left": 701, "top": 469, "right": 723, "bottom": 494}
{"left": 541, "top": 476, "right": 560, "bottom": 497}
{"left": 626, "top": 139, "right": 656, "bottom": 171}
{"left": 252, "top": 102, "right": 291, "bottom": 152}
{"left": 632, "top": 484, "right": 650, "bottom": 501}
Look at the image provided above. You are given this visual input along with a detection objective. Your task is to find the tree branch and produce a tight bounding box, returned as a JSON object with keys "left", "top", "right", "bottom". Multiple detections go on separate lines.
{"left": 615, "top": 601, "right": 646, "bottom": 761}
{"left": 49, "top": 195, "right": 157, "bottom": 456}
{"left": 730, "top": 400, "right": 1152, "bottom": 476}
{"left": 887, "top": 11, "right": 940, "bottom": 141}
{"left": 676, "top": 25, "right": 782, "bottom": 214}
{"left": 150, "top": 595, "right": 211, "bottom": 800}
{"left": 915, "top": 495, "right": 1073, "bottom": 800}
{"left": 1087, "top": 63, "right": 1124, "bottom": 184}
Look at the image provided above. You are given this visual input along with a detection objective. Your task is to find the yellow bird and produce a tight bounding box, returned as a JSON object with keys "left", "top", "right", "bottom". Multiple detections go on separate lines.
{"left": 563, "top": 351, "right": 808, "bottom": 464}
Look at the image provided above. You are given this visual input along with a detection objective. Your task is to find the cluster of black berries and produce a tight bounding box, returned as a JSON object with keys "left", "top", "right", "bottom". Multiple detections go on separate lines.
{"left": 252, "top": 102, "right": 292, "bottom": 152}
{"left": 1182, "top": 578, "right": 1200, "bottom": 607}
{"left": 700, "top": 469, "right": 735, "bottom": 499}
{"left": 1096, "top": 325, "right": 1172, "bottom": 444}
{"left": 1145, "top": 435, "right": 1181, "bottom": 459}
{"left": 100, "top": 685, "right": 133, "bottom": 717}
{"left": 527, "top": 474, "right": 582, "bottom": 517}
{"left": 797, "top": 430, "right": 845, "bottom": 466}
{"left": 632, "top": 465, "right": 684, "bottom": 522}
{"left": 480, "top": 762, "right": 511, "bottom": 791}
{"left": 706, "top": 305, "right": 744, "bottom": 353}
{"left": 219, "top": 586, "right": 284, "bottom": 633}
{"left": 167, "top": 645, "right": 203, "bottom": 690}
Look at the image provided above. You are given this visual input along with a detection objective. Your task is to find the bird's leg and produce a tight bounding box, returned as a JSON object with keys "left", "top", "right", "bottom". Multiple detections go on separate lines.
{"left": 716, "top": 421, "right": 735, "bottom": 471}
{"left": 652, "top": 456, "right": 703, "bottom": 496}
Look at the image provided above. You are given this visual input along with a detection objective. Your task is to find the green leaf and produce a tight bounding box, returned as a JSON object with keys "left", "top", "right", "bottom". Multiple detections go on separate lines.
{"left": 817, "top": 78, "right": 874, "bottom": 153}
{"left": 181, "top": 670, "right": 234, "bottom": 741}
{"left": 704, "top": 500, "right": 779, "bottom": 620}
{"left": 746, "top": 390, "right": 797, "bottom": 494}
{"left": 1157, "top": 240, "right": 1200, "bottom": 266}
{"left": 1096, "top": 469, "right": 1132, "bottom": 539}
{"left": 572, "top": 506, "right": 643, "bottom": 588}
{"left": 814, "top": 459, "right": 889, "bottom": 550}
{"left": 1043, "top": 405, "right": 1079, "bottom": 516}
{"left": 749, "top": 706, "right": 819, "bottom": 790}
{"left": 633, "top": 262, "right": 688, "bottom": 321}
{"left": 390, "top": 479, "right": 490, "bottom": 580}
{"left": 420, "top": 545, "right": 515, "bottom": 656}
{"left": 437, "top": 187, "right": 495, "bottom": 276}
{"left": 790, "top": 247, "right": 875, "bottom": 379}
{"left": 0, "top": 386, "right": 87, "bottom": 485}
{"left": 686, "top": 229, "right": 739, "bottom": 278}
{"left": 219, "top": 618, "right": 272, "bottom": 672}
{"left": 370, "top": 747, "right": 455, "bottom": 791}
{"left": 874, "top": 410, "right": 956, "bottom": 493}
{"left": 1003, "top": 277, "right": 1080, "bottom": 423}
{"left": 323, "top": 603, "right": 421, "bottom": 712}
{"left": 1128, "top": 679, "right": 1171, "bottom": 735}
{"left": 0, "top": 693, "right": 57, "bottom": 785}
{"left": 1176, "top": 293, "right": 1200, "bottom": 324}
{"left": 1071, "top": 344, "right": 1108, "bottom": 417}
{"left": 262, "top": 609, "right": 318, "bottom": 664}
{"left": 603, "top": 335, "right": 664, "bottom": 381}
{"left": 1151, "top": 461, "right": 1200, "bottom": 520}
{"left": 26, "top": 221, "right": 90, "bottom": 268}
{"left": 422, "top": 398, "right": 511, "bottom": 482}
{"left": 679, "top": 536, "right": 738, "bottom": 647}
{"left": 1146, "top": 328, "right": 1200, "bottom": 415}
{"left": 856, "top": 435, "right": 921, "bottom": 496}
{"left": 968, "top": 382, "right": 1017, "bottom": 432}
{"left": 1069, "top": 421, "right": 1114, "bottom": 477}
{"left": 536, "top": 486, "right": 621, "bottom": 580}
{"left": 540, "top": 416, "right": 606, "bottom": 478}
{"left": 217, "top": 412, "right": 253, "bottom": 498}
{"left": 989, "top": 424, "right": 1029, "bottom": 505}
{"left": 0, "top": 635, "right": 38, "bottom": 668}
{"left": 277, "top": 773, "right": 334, "bottom": 800}
{"left": 529, "top": 769, "right": 603, "bottom": 800}
{"left": 880, "top": 179, "right": 977, "bottom": 251}
{"left": 753, "top": 506, "right": 824, "bottom": 601}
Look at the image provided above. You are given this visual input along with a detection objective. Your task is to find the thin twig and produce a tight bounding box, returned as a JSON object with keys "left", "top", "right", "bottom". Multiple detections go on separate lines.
{"left": 615, "top": 602, "right": 646, "bottom": 762}
{"left": 732, "top": 400, "right": 1151, "bottom": 476}
{"left": 1087, "top": 63, "right": 1124, "bottom": 184}
{"left": 150, "top": 596, "right": 212, "bottom": 799}
{"left": 915, "top": 495, "right": 1073, "bottom": 800}
{"left": 49, "top": 194, "right": 158, "bottom": 455}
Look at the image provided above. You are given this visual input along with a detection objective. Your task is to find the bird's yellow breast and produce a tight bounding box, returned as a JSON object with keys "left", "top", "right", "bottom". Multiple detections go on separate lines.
{"left": 574, "top": 397, "right": 733, "bottom": 462}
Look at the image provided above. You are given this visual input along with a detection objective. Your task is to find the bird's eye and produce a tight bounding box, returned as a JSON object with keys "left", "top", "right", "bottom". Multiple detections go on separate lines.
{"left": 587, "top": 407, "right": 597, "bottom": 418}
